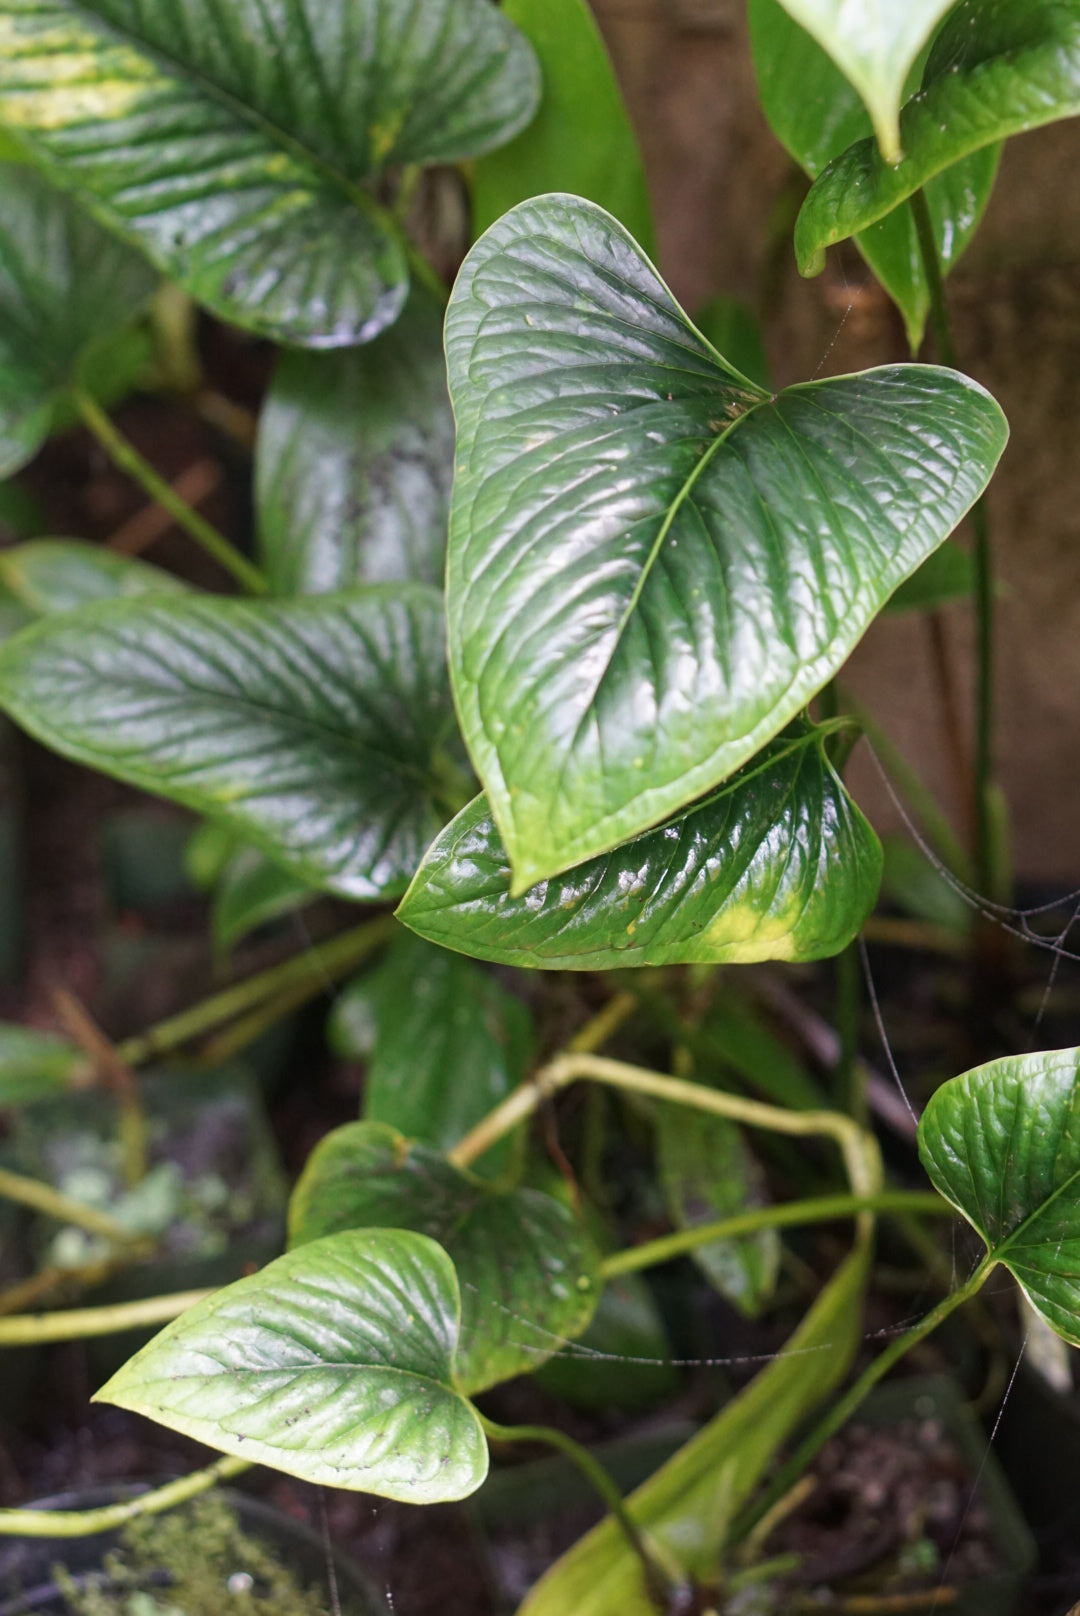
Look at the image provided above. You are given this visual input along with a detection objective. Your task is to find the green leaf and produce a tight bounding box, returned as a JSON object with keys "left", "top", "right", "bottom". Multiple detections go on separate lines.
{"left": 0, "top": 539, "right": 188, "bottom": 616}
{"left": 256, "top": 296, "right": 453, "bottom": 595}
{"left": 919, "top": 1048, "right": 1080, "bottom": 1345}
{"left": 469, "top": 0, "right": 655, "bottom": 255}
{"left": 0, "top": 1021, "right": 89, "bottom": 1106}
{"left": 288, "top": 1121, "right": 602, "bottom": 1395}
{"left": 771, "top": 0, "right": 956, "bottom": 162}
{"left": 748, "top": 0, "right": 999, "bottom": 351}
{"left": 657, "top": 1108, "right": 779, "bottom": 1316}
{"left": 533, "top": 1273, "right": 678, "bottom": 1411}
{"left": 397, "top": 724, "right": 883, "bottom": 969}
{"left": 519, "top": 1238, "right": 871, "bottom": 1615}
{"left": 796, "top": 1, "right": 1080, "bottom": 279}
{"left": 0, "top": 586, "right": 466, "bottom": 901}
{"left": 0, "top": 0, "right": 539, "bottom": 347}
{"left": 445, "top": 195, "right": 1008, "bottom": 893}
{"left": 691, "top": 298, "right": 771, "bottom": 392}
{"left": 330, "top": 934, "right": 532, "bottom": 1176}
{"left": 0, "top": 162, "right": 156, "bottom": 476}
{"left": 96, "top": 1227, "right": 488, "bottom": 1501}
{"left": 212, "top": 845, "right": 316, "bottom": 953}
{"left": 883, "top": 540, "right": 976, "bottom": 614}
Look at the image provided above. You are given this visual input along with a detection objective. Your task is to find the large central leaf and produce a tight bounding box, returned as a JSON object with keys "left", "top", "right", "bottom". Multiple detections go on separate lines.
{"left": 0, "top": 586, "right": 466, "bottom": 900}
{"left": 919, "top": 1049, "right": 1080, "bottom": 1345}
{"left": 445, "top": 195, "right": 1008, "bottom": 893}
{"left": 0, "top": 0, "right": 539, "bottom": 345}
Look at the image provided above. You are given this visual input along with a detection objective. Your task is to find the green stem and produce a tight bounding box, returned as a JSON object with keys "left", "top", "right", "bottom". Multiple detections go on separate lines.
{"left": 0, "top": 1456, "right": 249, "bottom": 1537}
{"left": 117, "top": 916, "right": 394, "bottom": 1068}
{"left": 73, "top": 390, "right": 268, "bottom": 595}
{"left": 0, "top": 1165, "right": 137, "bottom": 1244}
{"left": 732, "top": 1254, "right": 995, "bottom": 1546}
{"left": 910, "top": 186, "right": 995, "bottom": 901}
{"left": 600, "top": 1190, "right": 950, "bottom": 1279}
{"left": 0, "top": 1288, "right": 210, "bottom": 1345}
{"left": 478, "top": 1415, "right": 681, "bottom": 1610}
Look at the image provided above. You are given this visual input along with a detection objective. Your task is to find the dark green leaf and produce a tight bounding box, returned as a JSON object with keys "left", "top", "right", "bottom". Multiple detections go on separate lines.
{"left": 0, "top": 539, "right": 188, "bottom": 615}
{"left": 0, "top": 586, "right": 466, "bottom": 900}
{"left": 657, "top": 1108, "right": 778, "bottom": 1316}
{"left": 288, "top": 1121, "right": 602, "bottom": 1395}
{"left": 331, "top": 933, "right": 532, "bottom": 1176}
{"left": 470, "top": 0, "right": 654, "bottom": 255}
{"left": 533, "top": 1273, "right": 678, "bottom": 1410}
{"left": 770, "top": 0, "right": 956, "bottom": 161}
{"left": 212, "top": 845, "right": 316, "bottom": 953}
{"left": 256, "top": 296, "right": 453, "bottom": 595}
{"left": 96, "top": 1228, "right": 488, "bottom": 1501}
{"left": 796, "top": 1, "right": 1080, "bottom": 278}
{"left": 445, "top": 196, "right": 1008, "bottom": 892}
{"left": 0, "top": 163, "right": 156, "bottom": 476}
{"left": 883, "top": 541, "right": 976, "bottom": 614}
{"left": 0, "top": 1021, "right": 89, "bottom": 1106}
{"left": 519, "top": 1239, "right": 871, "bottom": 1614}
{"left": 0, "top": 0, "right": 539, "bottom": 346}
{"left": 397, "top": 725, "right": 883, "bottom": 968}
{"left": 919, "top": 1049, "right": 1080, "bottom": 1344}
{"left": 748, "top": 0, "right": 999, "bottom": 350}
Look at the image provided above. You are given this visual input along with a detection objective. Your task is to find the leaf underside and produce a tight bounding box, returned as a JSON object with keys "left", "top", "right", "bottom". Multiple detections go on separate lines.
{"left": 288, "top": 1121, "right": 602, "bottom": 1395}
{"left": 0, "top": 586, "right": 465, "bottom": 900}
{"left": 919, "top": 1048, "right": 1080, "bottom": 1345}
{"left": 397, "top": 723, "right": 883, "bottom": 968}
{"left": 445, "top": 199, "right": 1006, "bottom": 890}
{"left": 97, "top": 1227, "right": 489, "bottom": 1501}
{"left": 796, "top": 0, "right": 1080, "bottom": 276}
{"left": 0, "top": 0, "right": 539, "bottom": 345}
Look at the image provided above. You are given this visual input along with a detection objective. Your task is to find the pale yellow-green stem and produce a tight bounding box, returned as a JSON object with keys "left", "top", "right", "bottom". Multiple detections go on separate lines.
{"left": 0, "top": 1456, "right": 249, "bottom": 1537}
{"left": 0, "top": 1165, "right": 136, "bottom": 1244}
{"left": 0, "top": 1288, "right": 211, "bottom": 1346}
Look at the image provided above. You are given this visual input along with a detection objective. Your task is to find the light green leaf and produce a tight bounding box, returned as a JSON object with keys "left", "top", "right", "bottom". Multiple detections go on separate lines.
{"left": 0, "top": 163, "right": 156, "bottom": 477}
{"left": 256, "top": 296, "right": 453, "bottom": 595}
{"left": 919, "top": 1048, "right": 1080, "bottom": 1345}
{"left": 445, "top": 195, "right": 1007, "bottom": 893}
{"left": 397, "top": 724, "right": 882, "bottom": 968}
{"left": 748, "top": 0, "right": 999, "bottom": 351}
{"left": 96, "top": 1228, "right": 488, "bottom": 1501}
{"left": 470, "top": 0, "right": 654, "bottom": 255}
{"left": 519, "top": 1238, "right": 871, "bottom": 1615}
{"left": 288, "top": 1121, "right": 602, "bottom": 1395}
{"left": 0, "top": 539, "right": 188, "bottom": 616}
{"left": 0, "top": 586, "right": 467, "bottom": 901}
{"left": 0, "top": 1021, "right": 90, "bottom": 1106}
{"left": 331, "top": 933, "right": 532, "bottom": 1175}
{"left": 212, "top": 845, "right": 316, "bottom": 953}
{"left": 796, "top": 1, "right": 1080, "bottom": 278}
{"left": 772, "top": 0, "right": 957, "bottom": 162}
{"left": 0, "top": 0, "right": 539, "bottom": 346}
{"left": 884, "top": 540, "right": 976, "bottom": 614}
{"left": 657, "top": 1108, "right": 778, "bottom": 1316}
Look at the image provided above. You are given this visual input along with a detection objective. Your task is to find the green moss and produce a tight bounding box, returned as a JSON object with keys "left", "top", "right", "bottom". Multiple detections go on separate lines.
{"left": 52, "top": 1494, "right": 336, "bottom": 1616}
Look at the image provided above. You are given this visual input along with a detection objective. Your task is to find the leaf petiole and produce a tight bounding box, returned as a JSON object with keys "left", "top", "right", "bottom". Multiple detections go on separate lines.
{"left": 0, "top": 1456, "right": 249, "bottom": 1537}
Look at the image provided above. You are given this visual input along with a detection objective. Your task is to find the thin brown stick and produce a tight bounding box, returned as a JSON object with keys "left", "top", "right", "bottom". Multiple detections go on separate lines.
{"left": 107, "top": 458, "right": 223, "bottom": 556}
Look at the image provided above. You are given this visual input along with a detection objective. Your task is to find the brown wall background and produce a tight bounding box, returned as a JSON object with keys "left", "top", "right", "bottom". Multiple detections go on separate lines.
{"left": 591, "top": 0, "right": 1080, "bottom": 881}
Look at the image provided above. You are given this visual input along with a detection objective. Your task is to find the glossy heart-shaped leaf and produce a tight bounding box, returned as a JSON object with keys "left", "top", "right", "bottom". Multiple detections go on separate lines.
{"left": 0, "top": 163, "right": 156, "bottom": 476}
{"left": 657, "top": 1107, "right": 778, "bottom": 1316}
{"left": 0, "top": 0, "right": 539, "bottom": 346}
{"left": 772, "top": 0, "right": 956, "bottom": 162}
{"left": 470, "top": 0, "right": 655, "bottom": 255}
{"left": 445, "top": 195, "right": 1007, "bottom": 893}
{"left": 97, "top": 1228, "right": 488, "bottom": 1501}
{"left": 919, "top": 1048, "right": 1080, "bottom": 1345}
{"left": 0, "top": 1021, "right": 90, "bottom": 1106}
{"left": 748, "top": 0, "right": 999, "bottom": 351}
{"left": 397, "top": 724, "right": 882, "bottom": 968}
{"left": 0, "top": 539, "right": 189, "bottom": 615}
{"left": 0, "top": 586, "right": 466, "bottom": 900}
{"left": 256, "top": 296, "right": 453, "bottom": 595}
{"left": 796, "top": 1, "right": 1080, "bottom": 278}
{"left": 288, "top": 1121, "right": 602, "bottom": 1394}
{"left": 330, "top": 933, "right": 533, "bottom": 1175}
{"left": 520, "top": 1239, "right": 871, "bottom": 1615}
